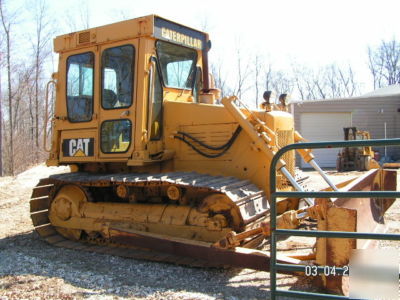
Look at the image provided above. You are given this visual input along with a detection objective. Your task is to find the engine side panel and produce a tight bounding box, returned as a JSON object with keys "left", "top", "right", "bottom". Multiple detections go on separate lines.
{"left": 163, "top": 101, "right": 295, "bottom": 197}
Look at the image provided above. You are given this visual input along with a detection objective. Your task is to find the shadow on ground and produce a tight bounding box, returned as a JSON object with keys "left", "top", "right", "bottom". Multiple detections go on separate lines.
{"left": 0, "top": 231, "right": 324, "bottom": 299}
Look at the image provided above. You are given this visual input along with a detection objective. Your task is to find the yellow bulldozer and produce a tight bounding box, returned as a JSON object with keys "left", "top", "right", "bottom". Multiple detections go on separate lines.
{"left": 30, "top": 15, "right": 397, "bottom": 296}
{"left": 336, "top": 127, "right": 380, "bottom": 172}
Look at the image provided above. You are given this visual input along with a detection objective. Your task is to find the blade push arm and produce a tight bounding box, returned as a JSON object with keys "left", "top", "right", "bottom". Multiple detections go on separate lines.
{"left": 294, "top": 131, "right": 339, "bottom": 191}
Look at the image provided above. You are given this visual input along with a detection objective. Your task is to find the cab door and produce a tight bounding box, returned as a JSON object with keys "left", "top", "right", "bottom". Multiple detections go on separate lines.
{"left": 59, "top": 48, "right": 98, "bottom": 163}
{"left": 98, "top": 40, "right": 138, "bottom": 159}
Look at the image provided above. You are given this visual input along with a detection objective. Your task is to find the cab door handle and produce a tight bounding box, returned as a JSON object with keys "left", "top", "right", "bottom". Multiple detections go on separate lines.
{"left": 120, "top": 110, "right": 130, "bottom": 117}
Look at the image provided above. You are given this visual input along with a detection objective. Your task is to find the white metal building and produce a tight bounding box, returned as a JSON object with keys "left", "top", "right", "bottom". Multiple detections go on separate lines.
{"left": 291, "top": 85, "right": 400, "bottom": 168}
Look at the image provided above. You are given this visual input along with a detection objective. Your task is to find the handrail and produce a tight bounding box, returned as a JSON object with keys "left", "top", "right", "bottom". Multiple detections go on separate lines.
{"left": 43, "top": 80, "right": 56, "bottom": 152}
{"left": 269, "top": 138, "right": 400, "bottom": 299}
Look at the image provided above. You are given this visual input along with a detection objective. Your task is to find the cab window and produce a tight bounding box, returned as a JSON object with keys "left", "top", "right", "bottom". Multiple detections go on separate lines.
{"left": 101, "top": 45, "right": 134, "bottom": 109}
{"left": 193, "top": 67, "right": 202, "bottom": 103}
{"left": 101, "top": 119, "right": 132, "bottom": 153}
{"left": 66, "top": 52, "right": 94, "bottom": 122}
{"left": 156, "top": 41, "right": 197, "bottom": 89}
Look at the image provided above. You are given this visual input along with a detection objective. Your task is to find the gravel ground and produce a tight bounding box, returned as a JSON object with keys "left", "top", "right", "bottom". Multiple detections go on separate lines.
{"left": 0, "top": 165, "right": 398, "bottom": 299}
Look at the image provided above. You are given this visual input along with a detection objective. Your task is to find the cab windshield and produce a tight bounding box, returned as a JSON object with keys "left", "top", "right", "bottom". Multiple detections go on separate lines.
{"left": 156, "top": 41, "right": 197, "bottom": 89}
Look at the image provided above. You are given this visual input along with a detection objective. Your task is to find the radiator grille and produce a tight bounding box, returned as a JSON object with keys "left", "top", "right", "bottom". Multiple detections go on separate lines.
{"left": 275, "top": 129, "right": 295, "bottom": 190}
{"left": 78, "top": 31, "right": 90, "bottom": 44}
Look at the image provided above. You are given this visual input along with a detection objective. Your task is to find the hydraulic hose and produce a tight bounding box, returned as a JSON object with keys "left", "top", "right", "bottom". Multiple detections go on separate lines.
{"left": 173, "top": 126, "right": 242, "bottom": 158}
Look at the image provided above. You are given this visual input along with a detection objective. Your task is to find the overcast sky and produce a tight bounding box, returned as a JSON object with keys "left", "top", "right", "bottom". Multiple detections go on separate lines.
{"left": 7, "top": 0, "right": 400, "bottom": 101}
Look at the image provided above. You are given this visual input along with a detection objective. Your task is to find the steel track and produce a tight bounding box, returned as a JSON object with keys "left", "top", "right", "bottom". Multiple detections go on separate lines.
{"left": 29, "top": 172, "right": 271, "bottom": 269}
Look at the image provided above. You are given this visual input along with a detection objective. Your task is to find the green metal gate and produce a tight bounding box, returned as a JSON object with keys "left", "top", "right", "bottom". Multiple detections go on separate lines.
{"left": 269, "top": 138, "right": 400, "bottom": 299}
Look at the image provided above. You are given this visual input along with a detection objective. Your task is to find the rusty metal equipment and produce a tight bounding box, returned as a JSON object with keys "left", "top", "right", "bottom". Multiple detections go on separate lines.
{"left": 269, "top": 139, "right": 400, "bottom": 299}
{"left": 31, "top": 15, "right": 398, "bottom": 297}
{"left": 337, "top": 127, "right": 380, "bottom": 171}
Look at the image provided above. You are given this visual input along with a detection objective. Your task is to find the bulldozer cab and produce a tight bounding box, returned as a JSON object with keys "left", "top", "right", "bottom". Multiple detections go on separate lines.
{"left": 47, "top": 15, "right": 209, "bottom": 167}
{"left": 337, "top": 127, "right": 378, "bottom": 171}
{"left": 343, "top": 127, "right": 357, "bottom": 141}
{"left": 343, "top": 127, "right": 373, "bottom": 156}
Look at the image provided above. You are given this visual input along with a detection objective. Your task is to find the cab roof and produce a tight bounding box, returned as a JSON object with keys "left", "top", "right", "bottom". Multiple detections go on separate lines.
{"left": 54, "top": 15, "right": 208, "bottom": 53}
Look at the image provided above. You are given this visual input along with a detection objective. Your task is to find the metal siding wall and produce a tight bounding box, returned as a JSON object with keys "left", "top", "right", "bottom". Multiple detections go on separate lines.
{"left": 293, "top": 96, "right": 400, "bottom": 167}
{"left": 299, "top": 112, "right": 352, "bottom": 168}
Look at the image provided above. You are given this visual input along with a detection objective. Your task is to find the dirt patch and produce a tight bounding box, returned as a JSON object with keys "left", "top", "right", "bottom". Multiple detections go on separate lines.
{"left": 0, "top": 165, "right": 398, "bottom": 299}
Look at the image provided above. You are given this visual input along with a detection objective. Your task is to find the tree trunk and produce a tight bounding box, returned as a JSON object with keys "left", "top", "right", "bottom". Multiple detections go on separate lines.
{"left": 0, "top": 0, "right": 14, "bottom": 175}
{"left": 0, "top": 60, "right": 3, "bottom": 176}
{"left": 35, "top": 49, "right": 39, "bottom": 163}
{"left": 7, "top": 36, "right": 13, "bottom": 175}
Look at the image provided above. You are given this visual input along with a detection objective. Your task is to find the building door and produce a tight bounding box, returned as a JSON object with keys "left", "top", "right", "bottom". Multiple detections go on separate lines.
{"left": 300, "top": 112, "right": 352, "bottom": 168}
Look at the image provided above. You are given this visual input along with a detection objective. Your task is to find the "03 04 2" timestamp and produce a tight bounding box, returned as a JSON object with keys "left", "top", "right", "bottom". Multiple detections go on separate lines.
{"left": 304, "top": 265, "right": 349, "bottom": 277}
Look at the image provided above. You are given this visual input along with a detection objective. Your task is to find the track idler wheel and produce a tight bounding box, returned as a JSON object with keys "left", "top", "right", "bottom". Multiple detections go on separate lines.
{"left": 198, "top": 193, "right": 243, "bottom": 232}
{"left": 49, "top": 184, "right": 88, "bottom": 241}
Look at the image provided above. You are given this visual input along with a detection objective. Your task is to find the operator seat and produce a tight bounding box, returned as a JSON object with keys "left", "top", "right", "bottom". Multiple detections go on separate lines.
{"left": 103, "top": 89, "right": 117, "bottom": 108}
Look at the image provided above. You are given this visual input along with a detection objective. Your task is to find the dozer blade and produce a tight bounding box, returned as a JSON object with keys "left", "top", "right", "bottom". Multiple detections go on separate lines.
{"left": 333, "top": 168, "right": 396, "bottom": 248}
{"left": 108, "top": 226, "right": 301, "bottom": 271}
{"left": 315, "top": 168, "right": 397, "bottom": 295}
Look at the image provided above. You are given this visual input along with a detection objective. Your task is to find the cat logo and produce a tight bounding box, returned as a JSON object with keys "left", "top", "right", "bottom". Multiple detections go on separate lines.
{"left": 62, "top": 138, "right": 94, "bottom": 157}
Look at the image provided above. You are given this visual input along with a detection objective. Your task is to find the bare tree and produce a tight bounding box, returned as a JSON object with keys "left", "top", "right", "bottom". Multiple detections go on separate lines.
{"left": 320, "top": 64, "right": 359, "bottom": 99}
{"left": 0, "top": 16, "right": 4, "bottom": 176}
{"left": 338, "top": 65, "right": 357, "bottom": 97}
{"left": 211, "top": 62, "right": 229, "bottom": 99}
{"left": 271, "top": 71, "right": 294, "bottom": 97}
{"left": 253, "top": 54, "right": 262, "bottom": 108}
{"left": 64, "top": 9, "right": 78, "bottom": 32}
{"left": 0, "top": 0, "right": 54, "bottom": 175}
{"left": 263, "top": 64, "right": 294, "bottom": 101}
{"left": 313, "top": 72, "right": 327, "bottom": 99}
{"left": 12, "top": 63, "right": 33, "bottom": 172}
{"left": 232, "top": 48, "right": 252, "bottom": 99}
{"left": 324, "top": 65, "right": 339, "bottom": 98}
{"left": 64, "top": 1, "right": 90, "bottom": 32}
{"left": 368, "top": 47, "right": 382, "bottom": 89}
{"left": 0, "top": 0, "right": 17, "bottom": 175}
{"left": 13, "top": 65, "right": 32, "bottom": 131}
{"left": 30, "top": 0, "right": 52, "bottom": 163}
{"left": 79, "top": 1, "right": 90, "bottom": 29}
{"left": 291, "top": 65, "right": 319, "bottom": 100}
{"left": 264, "top": 63, "right": 273, "bottom": 91}
{"left": 368, "top": 38, "right": 400, "bottom": 89}
{"left": 292, "top": 63, "right": 359, "bottom": 100}
{"left": 0, "top": 52, "right": 3, "bottom": 176}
